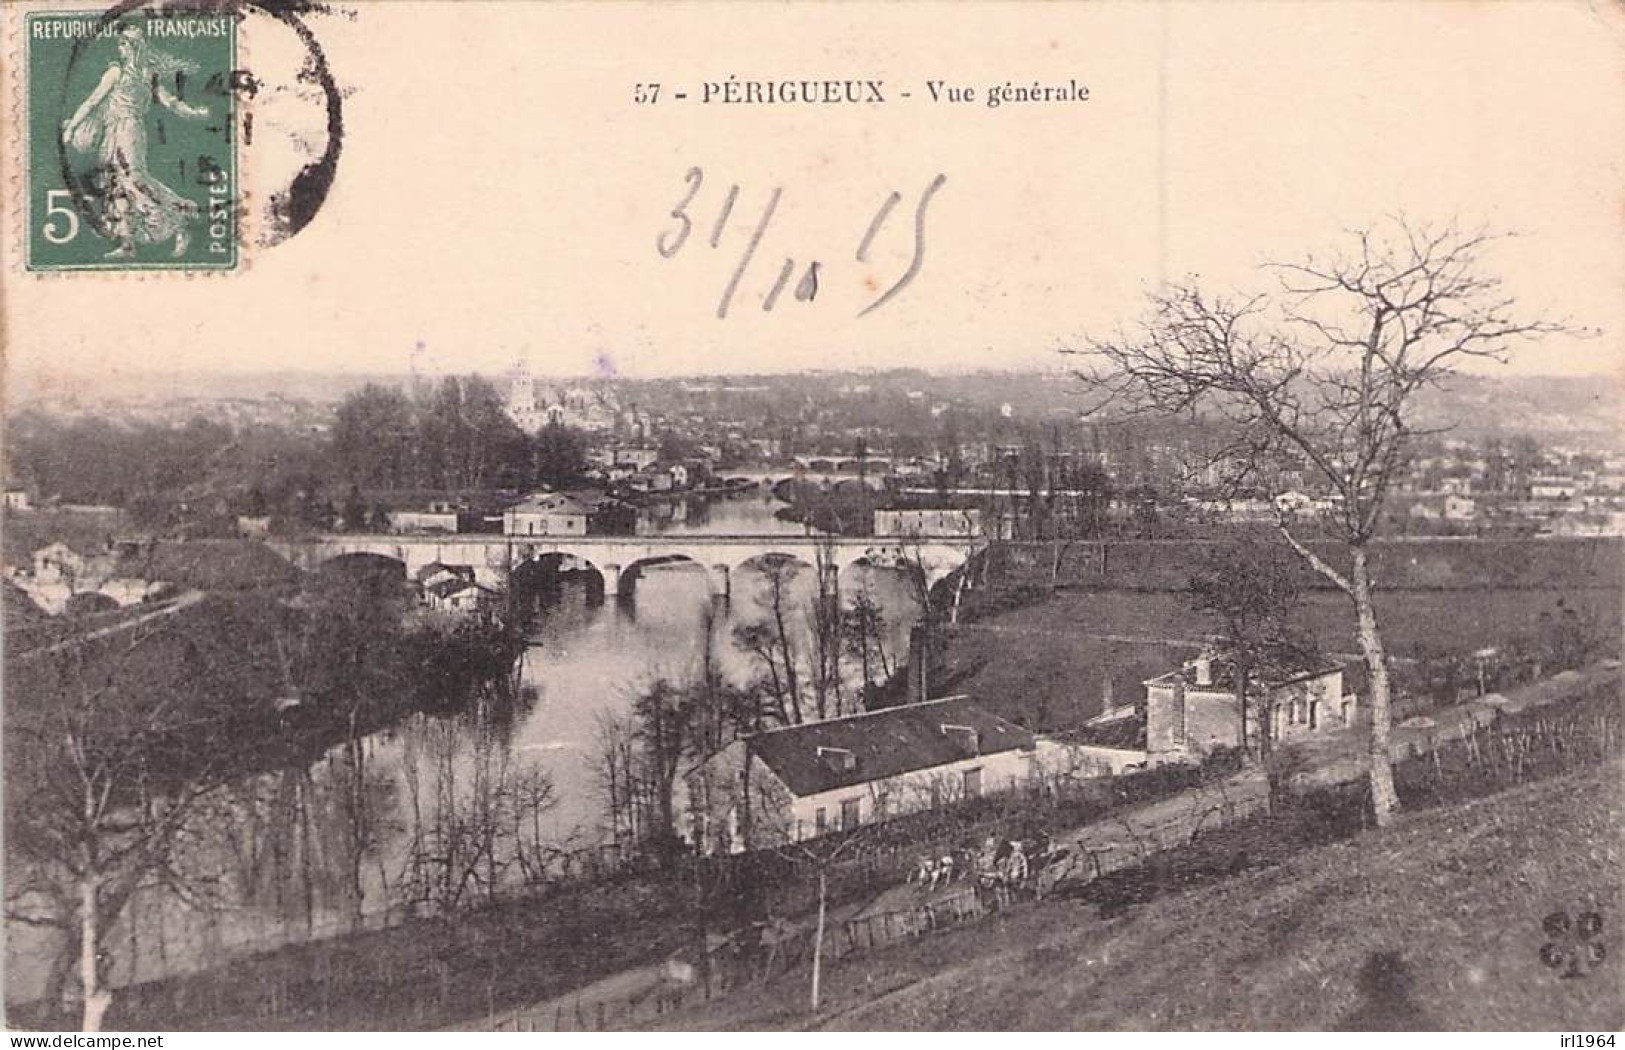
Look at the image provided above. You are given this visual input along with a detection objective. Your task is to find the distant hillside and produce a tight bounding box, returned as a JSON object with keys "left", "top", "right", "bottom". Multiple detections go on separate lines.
{"left": 1411, "top": 374, "right": 1625, "bottom": 447}
{"left": 9, "top": 367, "right": 1620, "bottom": 448}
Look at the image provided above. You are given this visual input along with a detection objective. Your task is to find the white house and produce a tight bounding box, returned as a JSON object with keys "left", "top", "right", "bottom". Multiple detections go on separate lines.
{"left": 613, "top": 446, "right": 661, "bottom": 471}
{"left": 1531, "top": 477, "right": 1580, "bottom": 501}
{"left": 1409, "top": 494, "right": 1477, "bottom": 523}
{"left": 873, "top": 507, "right": 982, "bottom": 539}
{"left": 390, "top": 508, "right": 460, "bottom": 534}
{"left": 425, "top": 577, "right": 497, "bottom": 616}
{"left": 1141, "top": 651, "right": 1356, "bottom": 761}
{"left": 1274, "top": 490, "right": 1338, "bottom": 516}
{"left": 32, "top": 541, "right": 108, "bottom": 585}
{"left": 14, "top": 541, "right": 167, "bottom": 615}
{"left": 502, "top": 493, "right": 589, "bottom": 536}
{"left": 684, "top": 696, "right": 1036, "bottom": 854}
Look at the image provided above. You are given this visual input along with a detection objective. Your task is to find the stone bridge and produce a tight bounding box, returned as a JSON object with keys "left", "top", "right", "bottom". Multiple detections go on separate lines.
{"left": 268, "top": 533, "right": 980, "bottom": 600}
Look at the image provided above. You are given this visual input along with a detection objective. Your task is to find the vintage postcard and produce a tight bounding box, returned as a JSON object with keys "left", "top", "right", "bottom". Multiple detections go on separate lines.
{"left": 1, "top": 0, "right": 1622, "bottom": 1038}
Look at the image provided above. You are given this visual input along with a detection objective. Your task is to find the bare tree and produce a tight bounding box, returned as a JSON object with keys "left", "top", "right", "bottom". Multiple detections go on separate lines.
{"left": 396, "top": 713, "right": 555, "bottom": 910}
{"left": 842, "top": 584, "right": 892, "bottom": 708}
{"left": 5, "top": 619, "right": 243, "bottom": 1030}
{"left": 732, "top": 554, "right": 807, "bottom": 725}
{"left": 629, "top": 677, "right": 692, "bottom": 854}
{"left": 590, "top": 711, "right": 642, "bottom": 851}
{"left": 772, "top": 827, "right": 873, "bottom": 1015}
{"left": 805, "top": 543, "right": 847, "bottom": 720}
{"left": 1077, "top": 218, "right": 1572, "bottom": 824}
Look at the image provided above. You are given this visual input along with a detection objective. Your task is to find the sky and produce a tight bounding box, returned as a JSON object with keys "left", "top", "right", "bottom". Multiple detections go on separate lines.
{"left": 4, "top": 0, "right": 1624, "bottom": 385}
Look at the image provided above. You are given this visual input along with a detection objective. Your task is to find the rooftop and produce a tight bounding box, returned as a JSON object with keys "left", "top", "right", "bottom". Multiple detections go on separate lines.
{"left": 1144, "top": 652, "right": 1345, "bottom": 694}
{"left": 739, "top": 696, "right": 1035, "bottom": 797}
{"left": 507, "top": 492, "right": 589, "bottom": 516}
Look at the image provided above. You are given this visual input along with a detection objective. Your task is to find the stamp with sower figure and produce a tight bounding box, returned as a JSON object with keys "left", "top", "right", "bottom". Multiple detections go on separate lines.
{"left": 25, "top": 6, "right": 239, "bottom": 270}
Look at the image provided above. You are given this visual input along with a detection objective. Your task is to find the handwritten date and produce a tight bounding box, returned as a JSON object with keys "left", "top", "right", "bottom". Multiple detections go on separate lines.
{"left": 657, "top": 168, "right": 947, "bottom": 320}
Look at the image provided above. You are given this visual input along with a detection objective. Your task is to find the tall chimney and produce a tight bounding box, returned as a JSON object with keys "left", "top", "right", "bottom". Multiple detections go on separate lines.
{"left": 1193, "top": 655, "right": 1213, "bottom": 688}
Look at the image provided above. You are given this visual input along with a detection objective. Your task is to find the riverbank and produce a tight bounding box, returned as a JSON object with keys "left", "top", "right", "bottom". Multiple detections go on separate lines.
{"left": 63, "top": 660, "right": 1616, "bottom": 1032}
{"left": 3, "top": 586, "right": 528, "bottom": 1017}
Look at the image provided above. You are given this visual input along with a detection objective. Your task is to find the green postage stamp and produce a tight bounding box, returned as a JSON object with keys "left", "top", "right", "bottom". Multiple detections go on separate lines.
{"left": 24, "top": 8, "right": 238, "bottom": 271}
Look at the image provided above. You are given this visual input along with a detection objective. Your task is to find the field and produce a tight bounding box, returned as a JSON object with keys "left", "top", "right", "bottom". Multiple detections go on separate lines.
{"left": 937, "top": 585, "right": 1621, "bottom": 732}
{"left": 657, "top": 756, "right": 1624, "bottom": 1031}
{"left": 988, "top": 586, "right": 1621, "bottom": 654}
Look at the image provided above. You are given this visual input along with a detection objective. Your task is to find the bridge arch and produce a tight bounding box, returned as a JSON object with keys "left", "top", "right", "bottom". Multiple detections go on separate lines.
{"left": 730, "top": 551, "right": 820, "bottom": 616}
{"left": 837, "top": 553, "right": 916, "bottom": 598}
{"left": 317, "top": 550, "right": 409, "bottom": 585}
{"left": 618, "top": 553, "right": 737, "bottom": 602}
{"left": 510, "top": 551, "right": 606, "bottom": 607}
{"left": 270, "top": 535, "right": 981, "bottom": 610}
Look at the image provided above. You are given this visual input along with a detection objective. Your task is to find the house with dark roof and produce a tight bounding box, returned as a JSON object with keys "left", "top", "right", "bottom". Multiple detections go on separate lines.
{"left": 683, "top": 696, "right": 1038, "bottom": 854}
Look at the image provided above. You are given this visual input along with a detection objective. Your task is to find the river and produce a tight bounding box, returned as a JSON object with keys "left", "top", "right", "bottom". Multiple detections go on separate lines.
{"left": 512, "top": 490, "right": 922, "bottom": 840}
{"left": 5, "top": 492, "right": 924, "bottom": 1006}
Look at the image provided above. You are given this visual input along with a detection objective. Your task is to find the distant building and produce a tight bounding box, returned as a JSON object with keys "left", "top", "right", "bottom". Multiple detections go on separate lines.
{"left": 4, "top": 487, "right": 32, "bottom": 511}
{"left": 1439, "top": 477, "right": 1474, "bottom": 497}
{"left": 1142, "top": 651, "right": 1355, "bottom": 761}
{"left": 503, "top": 493, "right": 589, "bottom": 536}
{"left": 416, "top": 561, "right": 476, "bottom": 592}
{"left": 1274, "top": 490, "right": 1336, "bottom": 516}
{"left": 625, "top": 469, "right": 674, "bottom": 493}
{"left": 1408, "top": 494, "right": 1478, "bottom": 523}
{"left": 614, "top": 447, "right": 661, "bottom": 471}
{"left": 389, "top": 508, "right": 460, "bottom": 534}
{"left": 31, "top": 541, "right": 111, "bottom": 586}
{"left": 13, "top": 540, "right": 169, "bottom": 615}
{"left": 425, "top": 577, "right": 498, "bottom": 616}
{"left": 684, "top": 696, "right": 1036, "bottom": 854}
{"left": 873, "top": 507, "right": 982, "bottom": 538}
{"left": 504, "top": 361, "right": 619, "bottom": 434}
{"left": 1531, "top": 477, "right": 1580, "bottom": 501}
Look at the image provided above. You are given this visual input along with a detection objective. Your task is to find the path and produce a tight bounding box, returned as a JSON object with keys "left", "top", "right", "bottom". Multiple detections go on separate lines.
{"left": 949, "top": 622, "right": 1208, "bottom": 647}
{"left": 11, "top": 589, "right": 207, "bottom": 661}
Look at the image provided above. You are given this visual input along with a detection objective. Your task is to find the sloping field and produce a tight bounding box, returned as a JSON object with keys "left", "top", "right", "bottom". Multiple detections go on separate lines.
{"left": 659, "top": 757, "right": 1623, "bottom": 1031}
{"left": 938, "top": 586, "right": 1620, "bottom": 730}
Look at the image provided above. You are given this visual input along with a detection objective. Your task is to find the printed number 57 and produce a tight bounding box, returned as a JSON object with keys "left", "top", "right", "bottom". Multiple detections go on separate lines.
{"left": 42, "top": 189, "right": 79, "bottom": 244}
{"left": 634, "top": 83, "right": 660, "bottom": 104}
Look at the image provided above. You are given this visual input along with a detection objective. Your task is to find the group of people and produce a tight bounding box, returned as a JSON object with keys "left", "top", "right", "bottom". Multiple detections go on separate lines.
{"left": 911, "top": 834, "right": 1038, "bottom": 896}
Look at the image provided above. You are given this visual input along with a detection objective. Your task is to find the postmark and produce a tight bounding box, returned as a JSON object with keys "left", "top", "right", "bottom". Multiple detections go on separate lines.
{"left": 25, "top": 6, "right": 239, "bottom": 270}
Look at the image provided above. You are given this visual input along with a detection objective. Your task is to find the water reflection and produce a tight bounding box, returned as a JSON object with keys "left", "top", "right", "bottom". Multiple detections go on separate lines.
{"left": 514, "top": 555, "right": 922, "bottom": 842}
{"left": 6, "top": 495, "right": 922, "bottom": 1003}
